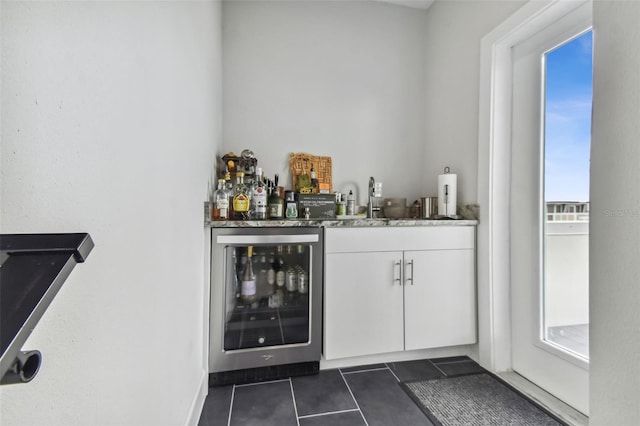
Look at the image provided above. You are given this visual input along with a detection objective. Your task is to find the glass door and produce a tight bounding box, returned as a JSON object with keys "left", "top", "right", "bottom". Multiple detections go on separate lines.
{"left": 223, "top": 242, "right": 313, "bottom": 351}
{"left": 509, "top": 1, "right": 591, "bottom": 414}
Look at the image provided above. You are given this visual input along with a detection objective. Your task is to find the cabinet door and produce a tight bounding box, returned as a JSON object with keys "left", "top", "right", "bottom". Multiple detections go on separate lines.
{"left": 404, "top": 249, "right": 476, "bottom": 351}
{"left": 324, "top": 251, "right": 404, "bottom": 360}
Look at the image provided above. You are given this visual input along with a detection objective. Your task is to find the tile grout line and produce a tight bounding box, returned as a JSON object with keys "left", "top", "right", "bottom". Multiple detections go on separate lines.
{"left": 429, "top": 359, "right": 448, "bottom": 377}
{"left": 226, "top": 385, "right": 236, "bottom": 426}
{"left": 384, "top": 363, "right": 402, "bottom": 383}
{"left": 298, "top": 408, "right": 361, "bottom": 419}
{"left": 234, "top": 378, "right": 290, "bottom": 388}
{"left": 431, "top": 359, "right": 474, "bottom": 366}
{"left": 289, "top": 378, "right": 301, "bottom": 426}
{"left": 339, "top": 368, "right": 370, "bottom": 426}
{"left": 341, "top": 367, "right": 389, "bottom": 375}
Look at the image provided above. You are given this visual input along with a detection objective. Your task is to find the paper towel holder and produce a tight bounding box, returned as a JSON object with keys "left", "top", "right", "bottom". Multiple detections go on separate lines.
{"left": 437, "top": 166, "right": 458, "bottom": 219}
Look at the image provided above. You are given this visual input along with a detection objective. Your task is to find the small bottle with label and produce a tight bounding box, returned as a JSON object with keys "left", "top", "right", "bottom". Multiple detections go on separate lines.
{"left": 284, "top": 191, "right": 298, "bottom": 219}
{"left": 212, "top": 178, "right": 230, "bottom": 221}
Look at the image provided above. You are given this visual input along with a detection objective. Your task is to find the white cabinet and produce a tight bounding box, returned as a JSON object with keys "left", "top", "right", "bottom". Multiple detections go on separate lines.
{"left": 324, "top": 226, "right": 476, "bottom": 360}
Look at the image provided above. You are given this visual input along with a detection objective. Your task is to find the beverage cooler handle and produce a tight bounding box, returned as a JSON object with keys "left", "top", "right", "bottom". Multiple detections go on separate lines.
{"left": 216, "top": 234, "right": 319, "bottom": 245}
{"left": 393, "top": 260, "right": 402, "bottom": 285}
{"left": 405, "top": 259, "right": 414, "bottom": 285}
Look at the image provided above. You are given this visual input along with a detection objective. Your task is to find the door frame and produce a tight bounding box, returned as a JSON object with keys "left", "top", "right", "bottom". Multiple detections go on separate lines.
{"left": 476, "top": 0, "right": 591, "bottom": 373}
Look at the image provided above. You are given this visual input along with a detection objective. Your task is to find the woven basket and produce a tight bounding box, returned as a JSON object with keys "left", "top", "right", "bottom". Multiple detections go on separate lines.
{"left": 289, "top": 153, "right": 332, "bottom": 193}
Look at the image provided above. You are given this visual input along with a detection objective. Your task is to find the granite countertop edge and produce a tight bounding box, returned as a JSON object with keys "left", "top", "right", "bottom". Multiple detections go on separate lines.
{"left": 205, "top": 218, "right": 478, "bottom": 228}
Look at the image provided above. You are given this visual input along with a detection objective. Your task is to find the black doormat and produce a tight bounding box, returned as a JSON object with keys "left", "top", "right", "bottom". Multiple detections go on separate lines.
{"left": 401, "top": 373, "right": 567, "bottom": 426}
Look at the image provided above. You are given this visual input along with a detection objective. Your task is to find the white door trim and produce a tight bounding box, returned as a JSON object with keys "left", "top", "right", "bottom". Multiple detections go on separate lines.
{"left": 476, "top": 0, "right": 591, "bottom": 373}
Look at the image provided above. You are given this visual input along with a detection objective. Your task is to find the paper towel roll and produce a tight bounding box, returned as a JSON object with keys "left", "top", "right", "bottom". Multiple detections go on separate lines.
{"left": 438, "top": 169, "right": 457, "bottom": 217}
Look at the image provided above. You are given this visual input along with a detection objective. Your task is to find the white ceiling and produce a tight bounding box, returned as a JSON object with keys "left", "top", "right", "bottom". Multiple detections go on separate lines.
{"left": 373, "top": 0, "right": 435, "bottom": 10}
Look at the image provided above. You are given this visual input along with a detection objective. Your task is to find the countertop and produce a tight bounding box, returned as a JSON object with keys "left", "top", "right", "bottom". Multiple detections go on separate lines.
{"left": 205, "top": 217, "right": 478, "bottom": 228}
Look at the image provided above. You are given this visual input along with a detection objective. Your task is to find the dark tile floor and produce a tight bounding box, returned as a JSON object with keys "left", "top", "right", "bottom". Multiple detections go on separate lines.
{"left": 198, "top": 356, "right": 486, "bottom": 426}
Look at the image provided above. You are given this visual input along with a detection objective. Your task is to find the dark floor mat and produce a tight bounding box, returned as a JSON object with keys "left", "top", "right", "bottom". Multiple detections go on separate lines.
{"left": 401, "top": 373, "right": 567, "bottom": 426}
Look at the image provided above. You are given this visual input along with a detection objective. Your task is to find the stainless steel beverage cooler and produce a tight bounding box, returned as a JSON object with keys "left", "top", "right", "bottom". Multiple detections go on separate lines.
{"left": 209, "top": 227, "right": 323, "bottom": 386}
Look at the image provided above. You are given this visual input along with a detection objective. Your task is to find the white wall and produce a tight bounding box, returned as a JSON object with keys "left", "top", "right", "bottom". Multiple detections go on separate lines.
{"left": 422, "top": 0, "right": 525, "bottom": 204}
{"left": 222, "top": 0, "right": 427, "bottom": 205}
{"left": 590, "top": 1, "right": 640, "bottom": 423}
{"left": 0, "top": 2, "right": 221, "bottom": 425}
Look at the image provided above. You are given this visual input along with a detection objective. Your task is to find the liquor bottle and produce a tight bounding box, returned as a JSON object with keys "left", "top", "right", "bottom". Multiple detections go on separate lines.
{"left": 224, "top": 171, "right": 235, "bottom": 219}
{"left": 268, "top": 183, "right": 284, "bottom": 219}
{"left": 212, "top": 178, "right": 230, "bottom": 221}
{"left": 232, "top": 172, "right": 251, "bottom": 220}
{"left": 251, "top": 167, "right": 267, "bottom": 220}
{"left": 310, "top": 163, "right": 319, "bottom": 193}
{"left": 241, "top": 246, "right": 257, "bottom": 305}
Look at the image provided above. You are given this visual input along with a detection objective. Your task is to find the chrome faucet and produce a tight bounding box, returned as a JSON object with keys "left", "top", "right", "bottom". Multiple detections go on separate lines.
{"left": 367, "top": 177, "right": 381, "bottom": 218}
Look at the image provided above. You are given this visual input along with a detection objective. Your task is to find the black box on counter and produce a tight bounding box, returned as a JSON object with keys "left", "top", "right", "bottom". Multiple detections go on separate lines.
{"left": 295, "top": 194, "right": 336, "bottom": 219}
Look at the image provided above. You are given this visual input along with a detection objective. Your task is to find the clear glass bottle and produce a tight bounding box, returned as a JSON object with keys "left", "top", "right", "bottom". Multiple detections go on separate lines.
{"left": 241, "top": 245, "right": 257, "bottom": 305}
{"left": 251, "top": 167, "right": 267, "bottom": 220}
{"left": 212, "top": 178, "right": 230, "bottom": 221}
{"left": 232, "top": 172, "right": 251, "bottom": 220}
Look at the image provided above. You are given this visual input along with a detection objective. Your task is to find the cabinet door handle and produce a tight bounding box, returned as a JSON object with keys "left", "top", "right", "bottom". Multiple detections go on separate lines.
{"left": 406, "top": 259, "right": 414, "bottom": 285}
{"left": 394, "top": 260, "right": 402, "bottom": 285}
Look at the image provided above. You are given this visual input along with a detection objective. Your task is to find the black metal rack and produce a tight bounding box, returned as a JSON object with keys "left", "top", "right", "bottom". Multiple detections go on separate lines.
{"left": 0, "top": 233, "right": 94, "bottom": 385}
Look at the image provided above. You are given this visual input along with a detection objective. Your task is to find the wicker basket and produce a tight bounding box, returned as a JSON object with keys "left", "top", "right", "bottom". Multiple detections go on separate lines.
{"left": 289, "top": 153, "right": 332, "bottom": 194}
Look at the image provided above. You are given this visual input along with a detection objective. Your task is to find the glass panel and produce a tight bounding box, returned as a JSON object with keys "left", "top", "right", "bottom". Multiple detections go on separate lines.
{"left": 542, "top": 30, "right": 592, "bottom": 360}
{"left": 223, "top": 243, "right": 311, "bottom": 351}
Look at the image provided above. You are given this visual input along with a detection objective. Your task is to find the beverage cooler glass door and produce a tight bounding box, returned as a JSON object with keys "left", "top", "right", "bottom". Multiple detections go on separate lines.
{"left": 209, "top": 227, "right": 323, "bottom": 373}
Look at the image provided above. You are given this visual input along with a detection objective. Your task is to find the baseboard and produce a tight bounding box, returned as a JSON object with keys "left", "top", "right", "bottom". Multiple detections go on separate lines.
{"left": 185, "top": 369, "right": 209, "bottom": 426}
{"left": 320, "top": 345, "right": 475, "bottom": 370}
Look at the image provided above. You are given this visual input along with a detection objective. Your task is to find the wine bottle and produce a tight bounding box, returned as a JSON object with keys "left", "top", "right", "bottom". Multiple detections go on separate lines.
{"left": 256, "top": 252, "right": 272, "bottom": 299}
{"left": 241, "top": 246, "right": 257, "bottom": 304}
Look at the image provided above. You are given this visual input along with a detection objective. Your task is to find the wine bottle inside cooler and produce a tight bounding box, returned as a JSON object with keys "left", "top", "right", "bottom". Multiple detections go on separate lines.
{"left": 256, "top": 252, "right": 272, "bottom": 300}
{"left": 241, "top": 246, "right": 257, "bottom": 305}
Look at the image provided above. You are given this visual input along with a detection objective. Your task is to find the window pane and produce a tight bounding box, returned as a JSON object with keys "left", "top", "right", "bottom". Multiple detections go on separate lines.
{"left": 543, "top": 30, "right": 592, "bottom": 360}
